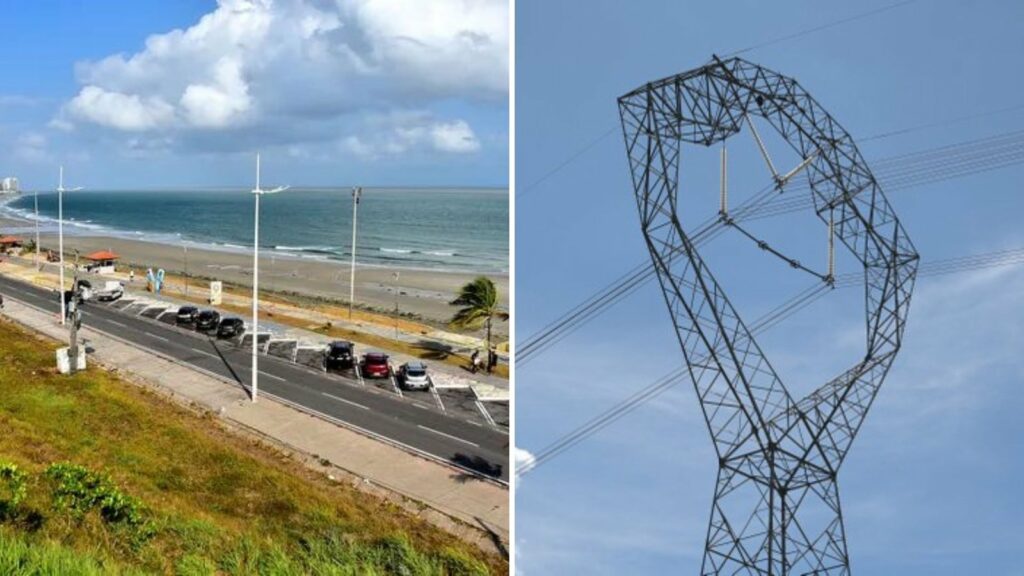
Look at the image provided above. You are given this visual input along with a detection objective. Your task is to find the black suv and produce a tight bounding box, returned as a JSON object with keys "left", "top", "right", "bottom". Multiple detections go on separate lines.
{"left": 217, "top": 317, "right": 245, "bottom": 339}
{"left": 325, "top": 341, "right": 355, "bottom": 370}
{"left": 176, "top": 305, "right": 199, "bottom": 325}
{"left": 195, "top": 309, "right": 221, "bottom": 332}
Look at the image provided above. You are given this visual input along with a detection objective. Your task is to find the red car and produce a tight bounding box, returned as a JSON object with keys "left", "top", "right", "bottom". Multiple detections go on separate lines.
{"left": 361, "top": 352, "right": 391, "bottom": 378}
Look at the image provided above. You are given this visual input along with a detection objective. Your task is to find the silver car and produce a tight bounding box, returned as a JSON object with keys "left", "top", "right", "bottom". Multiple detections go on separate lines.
{"left": 399, "top": 361, "right": 430, "bottom": 390}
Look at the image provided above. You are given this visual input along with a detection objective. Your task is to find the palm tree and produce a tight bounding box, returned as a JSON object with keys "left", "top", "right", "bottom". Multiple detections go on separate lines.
{"left": 449, "top": 276, "right": 508, "bottom": 357}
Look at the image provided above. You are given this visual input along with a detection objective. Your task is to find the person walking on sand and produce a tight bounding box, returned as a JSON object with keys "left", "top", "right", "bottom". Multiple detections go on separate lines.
{"left": 129, "top": 269, "right": 135, "bottom": 284}
{"left": 470, "top": 349, "right": 481, "bottom": 373}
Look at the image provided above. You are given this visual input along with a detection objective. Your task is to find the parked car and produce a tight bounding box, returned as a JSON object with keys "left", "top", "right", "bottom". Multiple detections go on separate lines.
{"left": 195, "top": 309, "right": 221, "bottom": 332}
{"left": 398, "top": 361, "right": 430, "bottom": 390}
{"left": 361, "top": 352, "right": 391, "bottom": 378}
{"left": 94, "top": 280, "right": 124, "bottom": 302}
{"left": 176, "top": 305, "right": 199, "bottom": 325}
{"left": 325, "top": 341, "right": 355, "bottom": 370}
{"left": 217, "top": 317, "right": 246, "bottom": 339}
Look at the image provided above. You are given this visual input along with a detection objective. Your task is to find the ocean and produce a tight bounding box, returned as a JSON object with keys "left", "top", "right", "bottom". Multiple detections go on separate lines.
{"left": 0, "top": 188, "right": 508, "bottom": 275}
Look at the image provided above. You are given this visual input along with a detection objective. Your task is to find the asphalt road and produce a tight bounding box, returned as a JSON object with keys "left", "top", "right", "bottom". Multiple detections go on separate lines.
{"left": 0, "top": 273, "right": 509, "bottom": 482}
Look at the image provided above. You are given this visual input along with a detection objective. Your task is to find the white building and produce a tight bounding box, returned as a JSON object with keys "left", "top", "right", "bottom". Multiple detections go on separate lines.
{"left": 0, "top": 177, "right": 18, "bottom": 193}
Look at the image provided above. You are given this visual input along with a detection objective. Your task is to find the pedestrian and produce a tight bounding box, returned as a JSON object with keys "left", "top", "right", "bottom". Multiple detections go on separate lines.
{"left": 470, "top": 349, "right": 481, "bottom": 373}
{"left": 129, "top": 269, "right": 135, "bottom": 283}
{"left": 487, "top": 348, "right": 498, "bottom": 373}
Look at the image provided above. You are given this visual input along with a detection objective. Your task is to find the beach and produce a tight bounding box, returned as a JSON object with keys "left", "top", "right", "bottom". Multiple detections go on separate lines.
{"left": 0, "top": 215, "right": 508, "bottom": 333}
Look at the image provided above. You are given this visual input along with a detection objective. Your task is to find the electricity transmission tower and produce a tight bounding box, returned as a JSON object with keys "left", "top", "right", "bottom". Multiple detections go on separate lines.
{"left": 618, "top": 57, "right": 919, "bottom": 574}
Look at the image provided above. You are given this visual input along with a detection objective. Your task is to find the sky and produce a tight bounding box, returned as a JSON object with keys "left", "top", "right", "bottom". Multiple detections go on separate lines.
{"left": 515, "top": 1, "right": 1024, "bottom": 574}
{"left": 0, "top": 0, "right": 508, "bottom": 189}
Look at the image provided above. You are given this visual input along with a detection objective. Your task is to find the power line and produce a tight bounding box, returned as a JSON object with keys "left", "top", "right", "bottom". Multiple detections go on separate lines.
{"left": 518, "top": 245, "right": 1024, "bottom": 477}
{"left": 517, "top": 127, "right": 1024, "bottom": 364}
{"left": 722, "top": 0, "right": 917, "bottom": 57}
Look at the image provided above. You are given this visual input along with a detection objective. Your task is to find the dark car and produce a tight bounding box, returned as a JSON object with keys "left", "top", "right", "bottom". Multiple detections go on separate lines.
{"left": 176, "top": 305, "right": 199, "bottom": 325}
{"left": 195, "top": 309, "right": 221, "bottom": 332}
{"left": 361, "top": 352, "right": 391, "bottom": 378}
{"left": 217, "top": 317, "right": 245, "bottom": 339}
{"left": 325, "top": 341, "right": 355, "bottom": 371}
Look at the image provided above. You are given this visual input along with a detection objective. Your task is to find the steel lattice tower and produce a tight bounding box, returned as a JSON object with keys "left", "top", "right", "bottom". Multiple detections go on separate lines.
{"left": 618, "top": 57, "right": 919, "bottom": 574}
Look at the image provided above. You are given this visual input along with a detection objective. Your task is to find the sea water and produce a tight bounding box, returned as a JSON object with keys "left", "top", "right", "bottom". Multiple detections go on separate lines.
{"left": 1, "top": 188, "right": 508, "bottom": 275}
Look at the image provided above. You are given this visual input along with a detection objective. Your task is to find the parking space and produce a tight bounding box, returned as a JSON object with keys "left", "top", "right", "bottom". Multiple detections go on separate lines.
{"left": 87, "top": 290, "right": 509, "bottom": 431}
{"left": 140, "top": 305, "right": 167, "bottom": 319}
{"left": 295, "top": 346, "right": 326, "bottom": 371}
{"left": 267, "top": 339, "right": 298, "bottom": 361}
{"left": 436, "top": 387, "right": 491, "bottom": 426}
{"left": 481, "top": 400, "right": 508, "bottom": 428}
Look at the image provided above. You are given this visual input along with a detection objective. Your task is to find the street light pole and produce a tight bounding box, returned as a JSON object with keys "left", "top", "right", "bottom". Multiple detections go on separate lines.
{"left": 393, "top": 271, "right": 400, "bottom": 337}
{"left": 55, "top": 166, "right": 82, "bottom": 326}
{"left": 34, "top": 189, "right": 40, "bottom": 270}
{"left": 249, "top": 153, "right": 288, "bottom": 403}
{"left": 184, "top": 245, "right": 189, "bottom": 298}
{"left": 58, "top": 168, "right": 65, "bottom": 325}
{"left": 348, "top": 186, "right": 361, "bottom": 319}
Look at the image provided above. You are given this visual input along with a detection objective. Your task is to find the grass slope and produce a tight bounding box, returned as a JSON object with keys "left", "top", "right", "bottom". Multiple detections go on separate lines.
{"left": 0, "top": 317, "right": 504, "bottom": 575}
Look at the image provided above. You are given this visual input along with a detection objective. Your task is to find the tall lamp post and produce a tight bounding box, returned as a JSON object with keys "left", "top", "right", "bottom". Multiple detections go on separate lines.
{"left": 348, "top": 186, "right": 361, "bottom": 319}
{"left": 33, "top": 189, "right": 40, "bottom": 269}
{"left": 56, "top": 166, "right": 81, "bottom": 325}
{"left": 250, "top": 153, "right": 288, "bottom": 402}
{"left": 392, "top": 271, "right": 400, "bottom": 337}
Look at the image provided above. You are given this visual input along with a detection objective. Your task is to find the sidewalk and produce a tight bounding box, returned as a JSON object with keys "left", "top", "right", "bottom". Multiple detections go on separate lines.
{"left": 0, "top": 296, "right": 508, "bottom": 552}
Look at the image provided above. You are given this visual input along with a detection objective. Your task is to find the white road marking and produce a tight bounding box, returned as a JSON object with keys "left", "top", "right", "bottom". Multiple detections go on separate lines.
{"left": 322, "top": 393, "right": 370, "bottom": 410}
{"left": 430, "top": 383, "right": 446, "bottom": 413}
{"left": 259, "top": 371, "right": 286, "bottom": 382}
{"left": 190, "top": 348, "right": 218, "bottom": 359}
{"left": 417, "top": 425, "right": 479, "bottom": 447}
{"left": 145, "top": 332, "right": 169, "bottom": 342}
{"left": 107, "top": 319, "right": 129, "bottom": 328}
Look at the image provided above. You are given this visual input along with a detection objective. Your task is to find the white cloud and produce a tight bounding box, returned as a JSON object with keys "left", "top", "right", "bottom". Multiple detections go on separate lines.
{"left": 343, "top": 112, "right": 480, "bottom": 158}
{"left": 431, "top": 120, "right": 481, "bottom": 153}
{"left": 515, "top": 447, "right": 536, "bottom": 476}
{"left": 53, "top": 0, "right": 506, "bottom": 157}
{"left": 66, "top": 86, "right": 174, "bottom": 131}
{"left": 179, "top": 58, "right": 253, "bottom": 128}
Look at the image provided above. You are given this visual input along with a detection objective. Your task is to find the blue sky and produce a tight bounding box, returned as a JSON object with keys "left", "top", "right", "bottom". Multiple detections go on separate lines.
{"left": 515, "top": 1, "right": 1024, "bottom": 574}
{"left": 0, "top": 0, "right": 508, "bottom": 189}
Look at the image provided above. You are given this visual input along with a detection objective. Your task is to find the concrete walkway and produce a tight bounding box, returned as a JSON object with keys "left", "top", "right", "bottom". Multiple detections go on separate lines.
{"left": 0, "top": 296, "right": 508, "bottom": 552}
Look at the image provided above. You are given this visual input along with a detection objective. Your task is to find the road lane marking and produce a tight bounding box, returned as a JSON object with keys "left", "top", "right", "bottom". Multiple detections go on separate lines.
{"left": 259, "top": 371, "right": 286, "bottom": 382}
{"left": 107, "top": 319, "right": 129, "bottom": 328}
{"left": 416, "top": 425, "right": 479, "bottom": 447}
{"left": 145, "top": 332, "right": 169, "bottom": 342}
{"left": 322, "top": 393, "right": 370, "bottom": 410}
{"left": 189, "top": 348, "right": 218, "bottom": 358}
{"left": 430, "top": 384, "right": 446, "bottom": 413}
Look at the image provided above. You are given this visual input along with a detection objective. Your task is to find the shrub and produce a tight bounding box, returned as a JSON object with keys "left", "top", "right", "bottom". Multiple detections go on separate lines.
{"left": 0, "top": 462, "right": 28, "bottom": 518}
{"left": 44, "top": 463, "right": 154, "bottom": 543}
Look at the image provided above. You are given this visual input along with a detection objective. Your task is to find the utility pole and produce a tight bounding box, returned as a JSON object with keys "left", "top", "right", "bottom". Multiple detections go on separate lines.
{"left": 56, "top": 166, "right": 81, "bottom": 325}
{"left": 67, "top": 267, "right": 81, "bottom": 373}
{"left": 249, "top": 153, "right": 288, "bottom": 403}
{"left": 348, "top": 186, "right": 361, "bottom": 319}
{"left": 393, "top": 271, "right": 400, "bottom": 337}
{"left": 184, "top": 245, "right": 189, "bottom": 298}
{"left": 34, "top": 189, "right": 40, "bottom": 270}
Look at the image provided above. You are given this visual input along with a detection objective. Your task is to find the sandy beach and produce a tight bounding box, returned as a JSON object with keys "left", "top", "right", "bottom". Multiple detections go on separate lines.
{"left": 0, "top": 215, "right": 508, "bottom": 332}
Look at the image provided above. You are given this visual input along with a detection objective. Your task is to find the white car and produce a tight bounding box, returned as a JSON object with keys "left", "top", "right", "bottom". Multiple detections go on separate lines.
{"left": 95, "top": 280, "right": 125, "bottom": 302}
{"left": 399, "top": 361, "right": 431, "bottom": 390}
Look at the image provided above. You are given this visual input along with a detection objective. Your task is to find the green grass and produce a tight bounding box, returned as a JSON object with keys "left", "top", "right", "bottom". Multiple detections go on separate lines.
{"left": 0, "top": 317, "right": 503, "bottom": 575}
